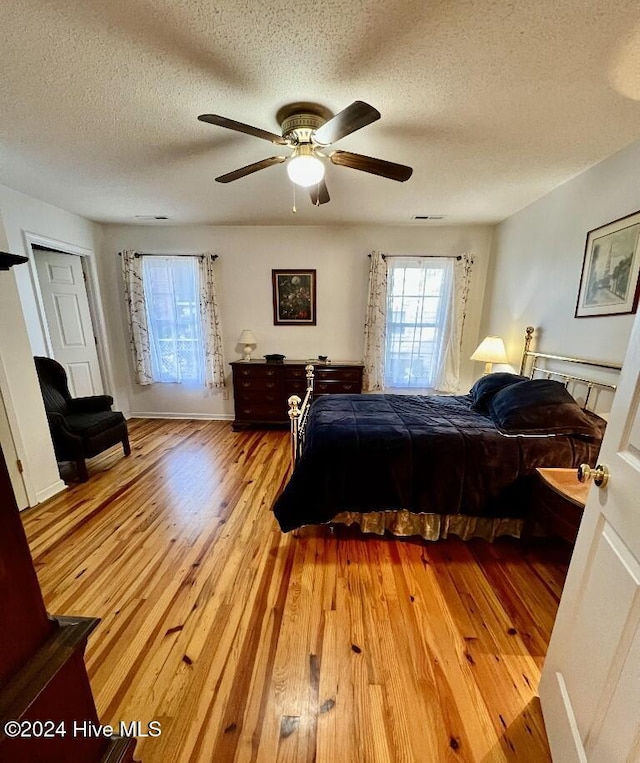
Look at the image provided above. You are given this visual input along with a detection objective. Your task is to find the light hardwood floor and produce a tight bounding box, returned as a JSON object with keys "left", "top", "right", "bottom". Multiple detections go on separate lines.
{"left": 21, "top": 419, "right": 569, "bottom": 763}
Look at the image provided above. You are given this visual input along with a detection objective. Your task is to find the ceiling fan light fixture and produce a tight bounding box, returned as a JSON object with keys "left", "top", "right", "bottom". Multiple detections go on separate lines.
{"left": 286, "top": 147, "right": 325, "bottom": 188}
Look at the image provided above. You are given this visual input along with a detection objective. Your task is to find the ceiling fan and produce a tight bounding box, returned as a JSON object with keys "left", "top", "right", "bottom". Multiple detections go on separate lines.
{"left": 197, "top": 101, "right": 413, "bottom": 206}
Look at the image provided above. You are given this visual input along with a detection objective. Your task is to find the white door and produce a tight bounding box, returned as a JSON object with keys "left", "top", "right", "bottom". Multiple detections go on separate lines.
{"left": 540, "top": 309, "right": 640, "bottom": 762}
{"left": 35, "top": 250, "right": 103, "bottom": 396}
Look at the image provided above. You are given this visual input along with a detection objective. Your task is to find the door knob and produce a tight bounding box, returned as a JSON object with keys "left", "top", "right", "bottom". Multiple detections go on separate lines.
{"left": 577, "top": 463, "right": 609, "bottom": 488}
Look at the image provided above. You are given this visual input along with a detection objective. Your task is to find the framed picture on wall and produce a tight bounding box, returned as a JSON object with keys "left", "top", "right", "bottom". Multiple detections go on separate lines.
{"left": 575, "top": 210, "right": 640, "bottom": 318}
{"left": 272, "top": 269, "right": 317, "bottom": 325}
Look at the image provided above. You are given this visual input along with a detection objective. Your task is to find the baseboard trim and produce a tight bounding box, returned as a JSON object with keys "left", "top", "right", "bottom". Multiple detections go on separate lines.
{"left": 34, "top": 479, "right": 67, "bottom": 506}
{"left": 128, "top": 412, "right": 234, "bottom": 421}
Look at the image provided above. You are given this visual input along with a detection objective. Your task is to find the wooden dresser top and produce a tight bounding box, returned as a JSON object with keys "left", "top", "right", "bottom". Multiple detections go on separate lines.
{"left": 230, "top": 359, "right": 364, "bottom": 367}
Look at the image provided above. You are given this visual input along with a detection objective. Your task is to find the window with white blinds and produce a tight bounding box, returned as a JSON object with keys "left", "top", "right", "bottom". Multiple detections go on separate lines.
{"left": 384, "top": 257, "right": 454, "bottom": 389}
{"left": 142, "top": 257, "right": 205, "bottom": 384}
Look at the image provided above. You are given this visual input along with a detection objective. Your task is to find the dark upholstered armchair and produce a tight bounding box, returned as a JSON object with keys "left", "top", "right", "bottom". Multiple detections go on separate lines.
{"left": 34, "top": 356, "right": 130, "bottom": 482}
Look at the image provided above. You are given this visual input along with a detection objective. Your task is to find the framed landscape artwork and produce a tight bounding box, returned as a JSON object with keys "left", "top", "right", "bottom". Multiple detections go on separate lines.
{"left": 575, "top": 210, "right": 640, "bottom": 318}
{"left": 272, "top": 269, "right": 317, "bottom": 325}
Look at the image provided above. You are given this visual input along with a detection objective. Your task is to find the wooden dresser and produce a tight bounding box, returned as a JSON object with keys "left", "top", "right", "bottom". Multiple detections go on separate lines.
{"left": 230, "top": 360, "right": 364, "bottom": 429}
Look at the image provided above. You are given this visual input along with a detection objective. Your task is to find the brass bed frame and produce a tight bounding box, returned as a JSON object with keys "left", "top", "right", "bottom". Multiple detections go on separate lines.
{"left": 287, "top": 326, "right": 622, "bottom": 470}
{"left": 518, "top": 326, "right": 620, "bottom": 411}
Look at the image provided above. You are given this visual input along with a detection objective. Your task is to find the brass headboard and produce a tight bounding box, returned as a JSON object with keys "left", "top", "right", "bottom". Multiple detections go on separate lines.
{"left": 519, "top": 326, "right": 622, "bottom": 411}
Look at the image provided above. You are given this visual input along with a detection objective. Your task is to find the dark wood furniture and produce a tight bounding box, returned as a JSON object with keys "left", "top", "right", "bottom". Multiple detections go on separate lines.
{"left": 230, "top": 360, "right": 363, "bottom": 430}
{"left": 0, "top": 251, "right": 28, "bottom": 270}
{"left": 533, "top": 467, "right": 589, "bottom": 544}
{"left": 0, "top": 444, "right": 139, "bottom": 762}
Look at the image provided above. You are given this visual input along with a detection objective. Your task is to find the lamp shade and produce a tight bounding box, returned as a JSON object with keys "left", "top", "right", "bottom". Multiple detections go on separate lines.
{"left": 238, "top": 329, "right": 257, "bottom": 345}
{"left": 471, "top": 336, "right": 507, "bottom": 363}
{"left": 471, "top": 336, "right": 507, "bottom": 374}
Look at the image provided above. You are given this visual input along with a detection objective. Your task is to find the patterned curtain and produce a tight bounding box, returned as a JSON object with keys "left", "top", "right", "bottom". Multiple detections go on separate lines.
{"left": 198, "top": 253, "right": 226, "bottom": 389}
{"left": 434, "top": 253, "right": 474, "bottom": 393}
{"left": 363, "top": 251, "right": 388, "bottom": 391}
{"left": 121, "top": 250, "right": 154, "bottom": 385}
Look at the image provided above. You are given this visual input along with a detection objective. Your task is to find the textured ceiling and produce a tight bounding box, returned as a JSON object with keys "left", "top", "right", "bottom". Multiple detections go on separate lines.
{"left": 1, "top": 0, "right": 640, "bottom": 226}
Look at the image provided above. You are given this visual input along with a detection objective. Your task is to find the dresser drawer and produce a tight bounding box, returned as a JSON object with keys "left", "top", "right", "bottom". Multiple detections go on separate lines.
{"left": 284, "top": 367, "right": 308, "bottom": 381}
{"left": 234, "top": 377, "right": 281, "bottom": 392}
{"left": 235, "top": 391, "right": 282, "bottom": 406}
{"left": 314, "top": 367, "right": 363, "bottom": 382}
{"left": 234, "top": 365, "right": 280, "bottom": 379}
{"left": 315, "top": 380, "right": 360, "bottom": 394}
{"left": 283, "top": 383, "right": 308, "bottom": 398}
{"left": 234, "top": 404, "right": 284, "bottom": 421}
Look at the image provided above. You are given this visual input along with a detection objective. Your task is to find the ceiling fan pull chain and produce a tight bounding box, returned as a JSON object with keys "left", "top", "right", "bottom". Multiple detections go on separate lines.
{"left": 292, "top": 183, "right": 297, "bottom": 214}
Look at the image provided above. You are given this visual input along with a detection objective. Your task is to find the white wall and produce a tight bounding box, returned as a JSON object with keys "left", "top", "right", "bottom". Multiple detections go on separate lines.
{"left": 0, "top": 184, "right": 105, "bottom": 504}
{"left": 101, "top": 224, "right": 494, "bottom": 417}
{"left": 0, "top": 178, "right": 494, "bottom": 495}
{"left": 0, "top": 185, "right": 103, "bottom": 355}
{"left": 482, "top": 140, "right": 640, "bottom": 371}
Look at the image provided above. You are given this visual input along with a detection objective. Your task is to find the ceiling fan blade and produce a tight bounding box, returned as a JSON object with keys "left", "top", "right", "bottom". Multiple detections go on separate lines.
{"left": 313, "top": 101, "right": 381, "bottom": 146}
{"left": 215, "top": 156, "right": 286, "bottom": 183}
{"left": 330, "top": 150, "right": 413, "bottom": 182}
{"left": 198, "top": 114, "right": 288, "bottom": 146}
{"left": 309, "top": 179, "right": 330, "bottom": 206}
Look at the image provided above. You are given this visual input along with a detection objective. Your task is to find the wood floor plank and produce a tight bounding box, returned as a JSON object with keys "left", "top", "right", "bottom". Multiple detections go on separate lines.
{"left": 19, "top": 419, "right": 570, "bottom": 763}
{"left": 393, "top": 542, "right": 498, "bottom": 762}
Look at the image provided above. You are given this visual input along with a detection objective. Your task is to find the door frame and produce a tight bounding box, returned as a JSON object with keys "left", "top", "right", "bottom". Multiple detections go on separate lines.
{"left": 22, "top": 231, "right": 116, "bottom": 399}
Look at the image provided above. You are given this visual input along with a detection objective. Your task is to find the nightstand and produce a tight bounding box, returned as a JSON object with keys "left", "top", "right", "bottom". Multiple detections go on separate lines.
{"left": 532, "top": 468, "right": 590, "bottom": 544}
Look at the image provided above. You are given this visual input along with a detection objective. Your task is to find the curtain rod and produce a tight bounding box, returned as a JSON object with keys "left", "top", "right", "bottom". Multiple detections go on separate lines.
{"left": 117, "top": 252, "right": 218, "bottom": 260}
{"left": 368, "top": 253, "right": 462, "bottom": 261}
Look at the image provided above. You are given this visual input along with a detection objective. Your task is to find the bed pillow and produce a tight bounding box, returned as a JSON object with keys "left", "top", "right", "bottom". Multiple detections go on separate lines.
{"left": 470, "top": 372, "right": 529, "bottom": 412}
{"left": 488, "top": 378, "right": 598, "bottom": 436}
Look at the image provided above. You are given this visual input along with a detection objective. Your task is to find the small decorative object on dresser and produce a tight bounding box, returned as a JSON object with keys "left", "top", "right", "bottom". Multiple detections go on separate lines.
{"left": 230, "top": 359, "right": 363, "bottom": 430}
{"left": 532, "top": 467, "right": 590, "bottom": 545}
{"left": 237, "top": 329, "right": 257, "bottom": 361}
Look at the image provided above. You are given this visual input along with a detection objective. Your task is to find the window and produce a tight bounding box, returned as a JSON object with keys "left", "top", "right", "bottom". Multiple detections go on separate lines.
{"left": 142, "top": 257, "right": 205, "bottom": 384}
{"left": 384, "top": 257, "right": 454, "bottom": 389}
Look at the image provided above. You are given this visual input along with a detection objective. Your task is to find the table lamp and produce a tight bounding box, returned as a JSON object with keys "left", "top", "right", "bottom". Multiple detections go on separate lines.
{"left": 471, "top": 336, "right": 507, "bottom": 374}
{"left": 238, "top": 329, "right": 257, "bottom": 362}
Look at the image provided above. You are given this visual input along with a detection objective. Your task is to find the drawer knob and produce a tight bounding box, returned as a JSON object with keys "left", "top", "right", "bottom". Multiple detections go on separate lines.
{"left": 577, "top": 463, "right": 609, "bottom": 488}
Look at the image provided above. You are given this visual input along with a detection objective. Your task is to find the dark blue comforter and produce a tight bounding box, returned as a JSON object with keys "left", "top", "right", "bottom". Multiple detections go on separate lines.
{"left": 273, "top": 393, "right": 604, "bottom": 532}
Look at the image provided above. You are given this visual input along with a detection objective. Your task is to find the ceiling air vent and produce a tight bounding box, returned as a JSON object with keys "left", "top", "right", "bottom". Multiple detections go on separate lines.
{"left": 135, "top": 215, "right": 169, "bottom": 220}
{"left": 412, "top": 215, "right": 446, "bottom": 220}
